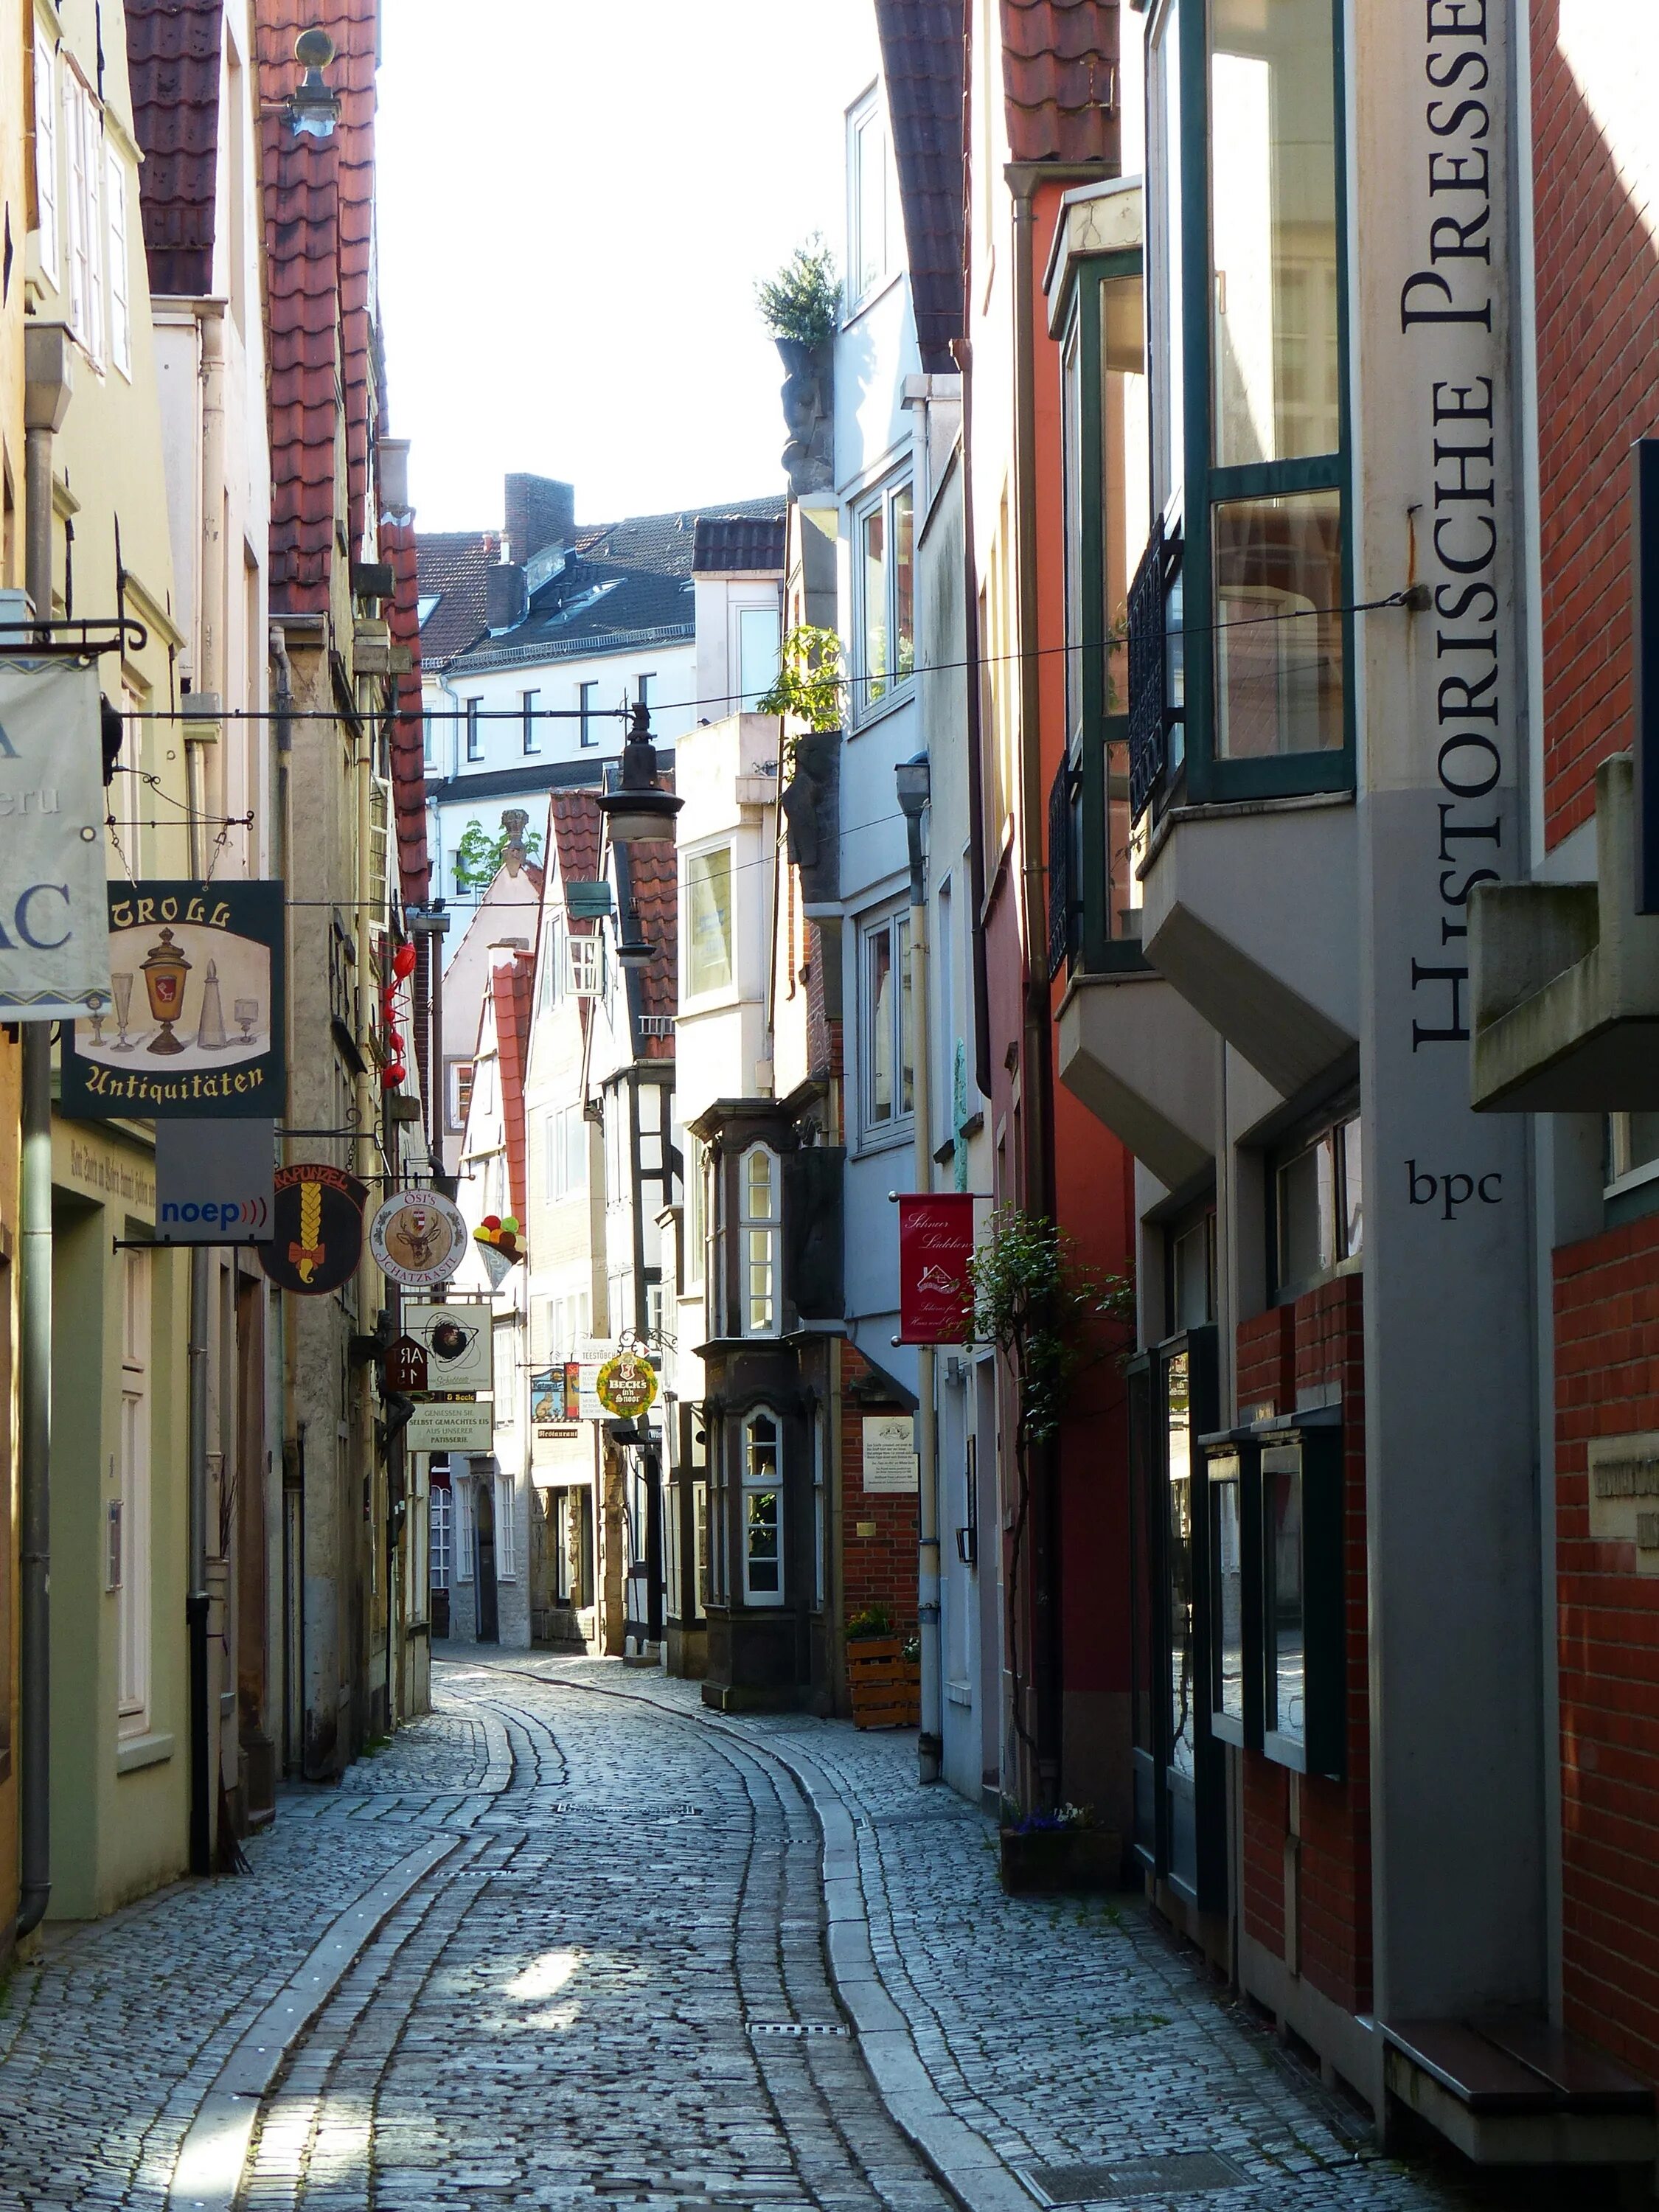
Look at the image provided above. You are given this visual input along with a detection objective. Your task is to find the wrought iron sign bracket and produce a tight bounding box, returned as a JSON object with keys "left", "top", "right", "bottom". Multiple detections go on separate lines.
{"left": 0, "top": 616, "right": 148, "bottom": 660}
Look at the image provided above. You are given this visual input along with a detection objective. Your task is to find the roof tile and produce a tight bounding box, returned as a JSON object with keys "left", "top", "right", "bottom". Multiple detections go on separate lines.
{"left": 1000, "top": 0, "right": 1119, "bottom": 168}
{"left": 128, "top": 0, "right": 225, "bottom": 297}
{"left": 874, "top": 1, "right": 966, "bottom": 374}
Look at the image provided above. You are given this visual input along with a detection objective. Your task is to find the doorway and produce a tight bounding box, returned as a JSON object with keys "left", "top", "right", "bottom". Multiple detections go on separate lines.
{"left": 473, "top": 1472, "right": 500, "bottom": 1643}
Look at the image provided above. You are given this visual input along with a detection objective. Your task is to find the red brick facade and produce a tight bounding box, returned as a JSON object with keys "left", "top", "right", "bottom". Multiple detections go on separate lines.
{"left": 840, "top": 1346, "right": 919, "bottom": 1638}
{"left": 1555, "top": 1214, "right": 1659, "bottom": 2076}
{"left": 1531, "top": 0, "right": 1659, "bottom": 846}
{"left": 1236, "top": 1275, "right": 1373, "bottom": 2016}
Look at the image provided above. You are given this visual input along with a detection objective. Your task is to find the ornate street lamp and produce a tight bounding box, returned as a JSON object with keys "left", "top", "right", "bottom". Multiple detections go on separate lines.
{"left": 595, "top": 702, "right": 683, "bottom": 844}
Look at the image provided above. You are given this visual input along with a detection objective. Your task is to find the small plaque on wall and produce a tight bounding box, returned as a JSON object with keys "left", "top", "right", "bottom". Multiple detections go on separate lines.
{"left": 862, "top": 1415, "right": 918, "bottom": 1494}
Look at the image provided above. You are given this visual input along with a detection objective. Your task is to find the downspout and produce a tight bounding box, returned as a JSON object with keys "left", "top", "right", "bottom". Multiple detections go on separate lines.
{"left": 1012, "top": 179, "right": 1062, "bottom": 1803}
{"left": 900, "top": 768, "right": 942, "bottom": 1784}
{"left": 18, "top": 326, "right": 73, "bottom": 1938}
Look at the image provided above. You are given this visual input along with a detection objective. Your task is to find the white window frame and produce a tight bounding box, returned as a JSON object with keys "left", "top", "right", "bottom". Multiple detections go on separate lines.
{"left": 852, "top": 475, "right": 915, "bottom": 720}
{"left": 1606, "top": 1114, "right": 1659, "bottom": 1202}
{"left": 105, "top": 142, "right": 131, "bottom": 377}
{"left": 684, "top": 841, "right": 735, "bottom": 1001}
{"left": 548, "top": 1102, "right": 587, "bottom": 1199}
{"left": 860, "top": 906, "right": 915, "bottom": 1143}
{"left": 740, "top": 1143, "right": 779, "bottom": 1337}
{"left": 735, "top": 602, "right": 781, "bottom": 709}
{"left": 63, "top": 65, "right": 103, "bottom": 364}
{"left": 454, "top": 1475, "right": 474, "bottom": 1582}
{"left": 683, "top": 1131, "right": 706, "bottom": 1290}
{"left": 33, "top": 24, "right": 58, "bottom": 288}
{"left": 429, "top": 1483, "right": 453, "bottom": 1590}
{"left": 495, "top": 1471, "right": 517, "bottom": 1581}
{"left": 567, "top": 931, "right": 602, "bottom": 998}
{"left": 117, "top": 1250, "right": 151, "bottom": 1736}
{"left": 740, "top": 1408, "right": 785, "bottom": 1607}
{"left": 846, "top": 86, "right": 894, "bottom": 313}
{"left": 541, "top": 914, "right": 563, "bottom": 1009}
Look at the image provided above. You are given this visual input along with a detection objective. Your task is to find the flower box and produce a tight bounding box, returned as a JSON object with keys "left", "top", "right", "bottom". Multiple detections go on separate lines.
{"left": 846, "top": 1635, "right": 922, "bottom": 1730}
{"left": 998, "top": 1824, "right": 1125, "bottom": 1895}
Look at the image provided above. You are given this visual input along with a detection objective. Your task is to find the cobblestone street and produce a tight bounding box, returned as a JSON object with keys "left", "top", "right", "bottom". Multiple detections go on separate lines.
{"left": 0, "top": 1658, "right": 1610, "bottom": 2211}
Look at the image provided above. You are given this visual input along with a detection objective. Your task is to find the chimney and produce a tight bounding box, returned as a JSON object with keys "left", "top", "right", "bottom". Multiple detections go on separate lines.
{"left": 504, "top": 474, "right": 576, "bottom": 565}
{"left": 485, "top": 562, "right": 528, "bottom": 633}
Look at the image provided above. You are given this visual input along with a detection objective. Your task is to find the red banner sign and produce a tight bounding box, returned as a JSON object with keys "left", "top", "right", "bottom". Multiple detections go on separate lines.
{"left": 897, "top": 1194, "right": 975, "bottom": 1343}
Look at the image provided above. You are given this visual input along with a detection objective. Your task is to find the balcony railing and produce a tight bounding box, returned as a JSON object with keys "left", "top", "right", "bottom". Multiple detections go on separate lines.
{"left": 1127, "top": 519, "right": 1166, "bottom": 822}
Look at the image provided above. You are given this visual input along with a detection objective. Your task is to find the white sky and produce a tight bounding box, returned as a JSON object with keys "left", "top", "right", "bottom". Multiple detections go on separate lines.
{"left": 376, "top": 0, "right": 873, "bottom": 534}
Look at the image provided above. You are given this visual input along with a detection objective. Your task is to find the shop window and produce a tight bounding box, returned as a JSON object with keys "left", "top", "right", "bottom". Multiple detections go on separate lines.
{"left": 861, "top": 908, "right": 914, "bottom": 1140}
{"left": 1272, "top": 1110, "right": 1360, "bottom": 1300}
{"left": 1260, "top": 1428, "right": 1345, "bottom": 1776}
{"left": 742, "top": 1411, "right": 784, "bottom": 1605}
{"left": 853, "top": 478, "right": 914, "bottom": 718}
{"left": 685, "top": 844, "right": 734, "bottom": 997}
{"left": 740, "top": 1144, "right": 779, "bottom": 1336}
{"left": 1206, "top": 1447, "right": 1251, "bottom": 1746}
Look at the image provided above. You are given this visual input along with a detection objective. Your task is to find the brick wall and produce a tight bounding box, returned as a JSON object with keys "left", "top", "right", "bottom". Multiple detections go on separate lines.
{"left": 1237, "top": 1273, "right": 1373, "bottom": 2016}
{"left": 841, "top": 1345, "right": 919, "bottom": 1635}
{"left": 1532, "top": 0, "right": 1659, "bottom": 845}
{"left": 1556, "top": 1211, "right": 1659, "bottom": 2078}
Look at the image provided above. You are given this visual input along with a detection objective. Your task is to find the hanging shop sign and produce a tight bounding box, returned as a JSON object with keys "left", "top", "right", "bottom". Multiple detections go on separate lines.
{"left": 0, "top": 657, "right": 112, "bottom": 1024}
{"left": 368, "top": 1189, "right": 467, "bottom": 1289}
{"left": 153, "top": 1117, "right": 275, "bottom": 1245}
{"left": 862, "top": 1415, "right": 919, "bottom": 1494}
{"left": 384, "top": 1335, "right": 429, "bottom": 1393}
{"left": 60, "top": 880, "right": 285, "bottom": 1119}
{"left": 257, "top": 1163, "right": 367, "bottom": 1295}
{"left": 403, "top": 1301, "right": 493, "bottom": 1393}
{"left": 404, "top": 1397, "right": 493, "bottom": 1453}
{"left": 896, "top": 1193, "right": 976, "bottom": 1344}
{"left": 532, "top": 1363, "right": 582, "bottom": 1433}
{"left": 594, "top": 1346, "right": 658, "bottom": 1420}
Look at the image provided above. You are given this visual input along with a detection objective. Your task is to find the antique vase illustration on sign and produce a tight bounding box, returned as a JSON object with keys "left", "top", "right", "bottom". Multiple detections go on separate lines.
{"left": 61, "top": 880, "right": 286, "bottom": 1116}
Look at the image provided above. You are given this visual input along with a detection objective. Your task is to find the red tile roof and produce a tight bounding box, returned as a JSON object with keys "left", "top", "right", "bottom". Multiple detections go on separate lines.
{"left": 490, "top": 949, "right": 537, "bottom": 1223}
{"left": 624, "top": 835, "right": 678, "bottom": 1059}
{"left": 257, "top": 0, "right": 380, "bottom": 614}
{"left": 874, "top": 1, "right": 965, "bottom": 374}
{"left": 1001, "top": 0, "right": 1119, "bottom": 168}
{"left": 128, "top": 0, "right": 224, "bottom": 298}
{"left": 382, "top": 507, "right": 430, "bottom": 904}
{"left": 415, "top": 530, "right": 501, "bottom": 671}
{"left": 548, "top": 786, "right": 603, "bottom": 897}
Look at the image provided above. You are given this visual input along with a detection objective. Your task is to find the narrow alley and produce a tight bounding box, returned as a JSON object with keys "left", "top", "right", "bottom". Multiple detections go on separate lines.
{"left": 0, "top": 1660, "right": 1570, "bottom": 2211}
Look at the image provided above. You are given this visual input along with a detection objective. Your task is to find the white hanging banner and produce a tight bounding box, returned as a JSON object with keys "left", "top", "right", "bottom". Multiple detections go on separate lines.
{"left": 0, "top": 658, "right": 111, "bottom": 1022}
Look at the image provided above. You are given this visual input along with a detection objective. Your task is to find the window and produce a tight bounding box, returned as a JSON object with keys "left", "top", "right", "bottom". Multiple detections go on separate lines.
{"left": 980, "top": 497, "right": 1015, "bottom": 846}
{"left": 1208, "top": 1448, "right": 1245, "bottom": 1738}
{"left": 683, "top": 1132, "right": 706, "bottom": 1287}
{"left": 1262, "top": 1439, "right": 1304, "bottom": 1752}
{"left": 737, "top": 607, "right": 780, "bottom": 709}
{"left": 742, "top": 1411, "right": 784, "bottom": 1604}
{"left": 848, "top": 89, "right": 894, "bottom": 306}
{"left": 854, "top": 479, "right": 914, "bottom": 716}
{"left": 636, "top": 672, "right": 655, "bottom": 710}
{"left": 685, "top": 844, "right": 734, "bottom": 996}
{"left": 547, "top": 1103, "right": 587, "bottom": 1198}
{"left": 422, "top": 713, "right": 437, "bottom": 768}
{"left": 813, "top": 1413, "right": 827, "bottom": 1610}
{"left": 695, "top": 1481, "right": 711, "bottom": 1609}
{"left": 63, "top": 67, "right": 104, "bottom": 364}
{"left": 1149, "top": 0, "right": 1184, "bottom": 516}
{"left": 448, "top": 1058, "right": 474, "bottom": 1134}
{"left": 1273, "top": 1111, "right": 1361, "bottom": 1298}
{"left": 579, "top": 681, "right": 599, "bottom": 747}
{"left": 861, "top": 909, "right": 914, "bottom": 1137}
{"left": 33, "top": 26, "right": 58, "bottom": 286}
{"left": 495, "top": 1472, "right": 516, "bottom": 1580}
{"left": 567, "top": 931, "right": 602, "bottom": 998}
{"left": 465, "top": 698, "right": 482, "bottom": 762}
{"left": 454, "top": 1476, "right": 473, "bottom": 1581}
{"left": 117, "top": 1251, "right": 150, "bottom": 1736}
{"left": 540, "top": 915, "right": 563, "bottom": 1009}
{"left": 1166, "top": 1208, "right": 1216, "bottom": 1333}
{"left": 740, "top": 1144, "right": 779, "bottom": 1335}
{"left": 1607, "top": 1115, "right": 1659, "bottom": 1195}
{"left": 105, "top": 145, "right": 131, "bottom": 376}
{"left": 521, "top": 688, "right": 539, "bottom": 755}
{"left": 430, "top": 1483, "right": 453, "bottom": 1590}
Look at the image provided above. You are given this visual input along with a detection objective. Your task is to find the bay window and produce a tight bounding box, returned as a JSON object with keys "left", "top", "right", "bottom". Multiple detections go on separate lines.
{"left": 740, "top": 1144, "right": 779, "bottom": 1336}
{"left": 1133, "top": 0, "right": 1351, "bottom": 815}
{"left": 741, "top": 1411, "right": 784, "bottom": 1604}
{"left": 685, "top": 844, "right": 734, "bottom": 997}
{"left": 860, "top": 908, "right": 914, "bottom": 1138}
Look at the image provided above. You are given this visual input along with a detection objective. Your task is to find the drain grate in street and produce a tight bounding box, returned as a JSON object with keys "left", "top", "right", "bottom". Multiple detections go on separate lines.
{"left": 1022, "top": 2154, "right": 1245, "bottom": 2204}
{"left": 546, "top": 1801, "right": 703, "bottom": 1818}
{"left": 746, "top": 2021, "right": 850, "bottom": 2038}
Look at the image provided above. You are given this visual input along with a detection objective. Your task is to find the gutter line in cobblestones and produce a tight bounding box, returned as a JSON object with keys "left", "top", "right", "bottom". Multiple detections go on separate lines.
{"left": 163, "top": 1829, "right": 462, "bottom": 2212}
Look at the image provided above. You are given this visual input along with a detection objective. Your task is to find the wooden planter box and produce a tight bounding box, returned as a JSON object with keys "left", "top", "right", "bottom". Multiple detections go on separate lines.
{"left": 846, "top": 1636, "right": 921, "bottom": 1729}
{"left": 999, "top": 1825, "right": 1124, "bottom": 1895}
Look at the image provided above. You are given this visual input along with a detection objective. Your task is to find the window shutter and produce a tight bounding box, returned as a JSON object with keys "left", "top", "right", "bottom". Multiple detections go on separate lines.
{"left": 106, "top": 145, "right": 130, "bottom": 374}
{"left": 33, "top": 27, "right": 58, "bottom": 283}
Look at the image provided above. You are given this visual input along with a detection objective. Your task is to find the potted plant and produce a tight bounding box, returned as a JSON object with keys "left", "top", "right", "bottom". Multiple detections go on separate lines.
{"left": 757, "top": 238, "right": 841, "bottom": 495}
{"left": 844, "top": 1606, "right": 922, "bottom": 1729}
{"left": 998, "top": 1802, "right": 1125, "bottom": 1896}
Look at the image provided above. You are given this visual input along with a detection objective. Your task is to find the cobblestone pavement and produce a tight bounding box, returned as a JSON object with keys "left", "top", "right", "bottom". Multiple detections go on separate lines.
{"left": 0, "top": 1653, "right": 1625, "bottom": 2211}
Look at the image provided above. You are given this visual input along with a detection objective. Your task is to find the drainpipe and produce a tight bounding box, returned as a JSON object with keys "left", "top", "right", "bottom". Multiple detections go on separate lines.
{"left": 18, "top": 325, "right": 72, "bottom": 1936}
{"left": 1012, "top": 181, "right": 1062, "bottom": 1806}
{"left": 897, "top": 757, "right": 940, "bottom": 1784}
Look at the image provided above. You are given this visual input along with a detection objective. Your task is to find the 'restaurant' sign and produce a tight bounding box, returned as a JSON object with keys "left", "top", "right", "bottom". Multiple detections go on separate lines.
{"left": 897, "top": 1194, "right": 975, "bottom": 1343}
{"left": 61, "top": 880, "right": 285, "bottom": 1118}
{"left": 0, "top": 658, "right": 111, "bottom": 1023}
{"left": 257, "top": 1164, "right": 367, "bottom": 1294}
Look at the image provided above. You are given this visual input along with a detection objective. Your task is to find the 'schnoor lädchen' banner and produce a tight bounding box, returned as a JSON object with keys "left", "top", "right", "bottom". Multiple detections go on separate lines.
{"left": 897, "top": 1194, "right": 975, "bottom": 1344}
